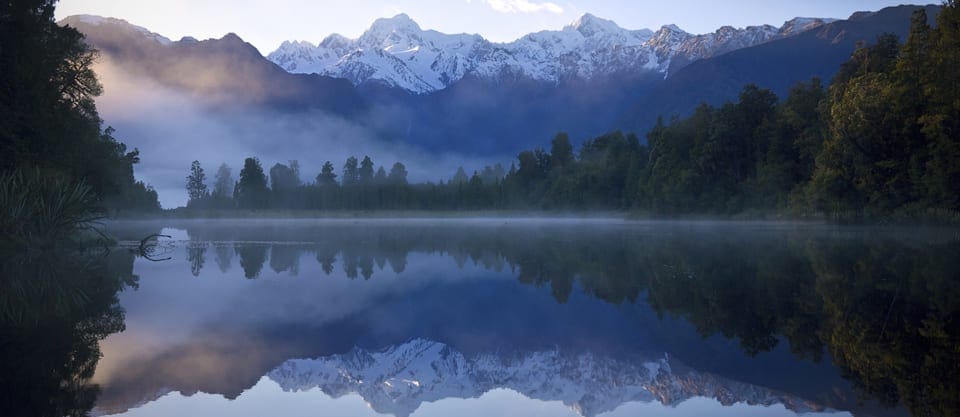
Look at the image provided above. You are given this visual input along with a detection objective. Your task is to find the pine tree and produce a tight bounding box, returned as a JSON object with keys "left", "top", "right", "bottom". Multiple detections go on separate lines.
{"left": 212, "top": 163, "right": 233, "bottom": 199}
{"left": 374, "top": 166, "right": 387, "bottom": 184}
{"left": 316, "top": 161, "right": 338, "bottom": 186}
{"left": 389, "top": 162, "right": 408, "bottom": 185}
{"left": 342, "top": 157, "right": 359, "bottom": 186}
{"left": 185, "top": 160, "right": 208, "bottom": 206}
{"left": 451, "top": 167, "right": 469, "bottom": 185}
{"left": 359, "top": 156, "right": 375, "bottom": 185}
{"left": 235, "top": 157, "right": 268, "bottom": 209}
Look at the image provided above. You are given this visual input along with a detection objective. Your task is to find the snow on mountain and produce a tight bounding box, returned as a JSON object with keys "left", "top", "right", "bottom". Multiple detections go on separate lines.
{"left": 780, "top": 17, "right": 839, "bottom": 36}
{"left": 267, "top": 14, "right": 835, "bottom": 93}
{"left": 269, "top": 14, "right": 488, "bottom": 93}
{"left": 268, "top": 339, "right": 824, "bottom": 417}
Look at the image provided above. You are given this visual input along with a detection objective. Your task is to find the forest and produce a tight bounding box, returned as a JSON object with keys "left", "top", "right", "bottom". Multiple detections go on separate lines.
{"left": 185, "top": 6, "right": 960, "bottom": 221}
{"left": 1, "top": 1, "right": 161, "bottom": 246}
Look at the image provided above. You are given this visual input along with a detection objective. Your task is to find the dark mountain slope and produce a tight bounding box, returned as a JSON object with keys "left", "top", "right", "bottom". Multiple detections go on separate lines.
{"left": 60, "top": 6, "right": 939, "bottom": 156}
{"left": 381, "top": 73, "right": 663, "bottom": 154}
{"left": 60, "top": 16, "right": 365, "bottom": 116}
{"left": 620, "top": 4, "right": 941, "bottom": 137}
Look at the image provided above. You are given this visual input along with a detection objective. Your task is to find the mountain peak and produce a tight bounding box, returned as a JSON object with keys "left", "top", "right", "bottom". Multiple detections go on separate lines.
{"left": 566, "top": 13, "right": 623, "bottom": 37}
{"left": 221, "top": 32, "right": 245, "bottom": 43}
{"left": 368, "top": 13, "right": 422, "bottom": 34}
{"left": 266, "top": 10, "right": 844, "bottom": 94}
{"left": 278, "top": 39, "right": 315, "bottom": 49}
{"left": 319, "top": 33, "right": 350, "bottom": 49}
{"left": 659, "top": 24, "right": 688, "bottom": 34}
{"left": 68, "top": 14, "right": 109, "bottom": 26}
{"left": 779, "top": 17, "right": 837, "bottom": 36}
{"left": 60, "top": 14, "right": 172, "bottom": 45}
{"left": 717, "top": 25, "right": 738, "bottom": 34}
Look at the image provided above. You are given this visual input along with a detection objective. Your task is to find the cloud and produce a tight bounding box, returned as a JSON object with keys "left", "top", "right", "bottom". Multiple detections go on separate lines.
{"left": 483, "top": 0, "right": 564, "bottom": 14}
{"left": 94, "top": 59, "right": 509, "bottom": 209}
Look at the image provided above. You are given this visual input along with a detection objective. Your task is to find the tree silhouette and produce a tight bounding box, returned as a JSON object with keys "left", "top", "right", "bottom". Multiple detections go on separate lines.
{"left": 342, "top": 157, "right": 359, "bottom": 187}
{"left": 388, "top": 162, "right": 408, "bottom": 185}
{"left": 374, "top": 166, "right": 387, "bottom": 185}
{"left": 235, "top": 244, "right": 268, "bottom": 279}
{"left": 316, "top": 161, "right": 337, "bottom": 186}
{"left": 185, "top": 160, "right": 208, "bottom": 207}
{"left": 212, "top": 163, "right": 233, "bottom": 197}
{"left": 359, "top": 156, "right": 375, "bottom": 185}
{"left": 451, "top": 167, "right": 469, "bottom": 185}
{"left": 269, "top": 161, "right": 300, "bottom": 208}
{"left": 235, "top": 157, "right": 269, "bottom": 209}
{"left": 186, "top": 241, "right": 207, "bottom": 276}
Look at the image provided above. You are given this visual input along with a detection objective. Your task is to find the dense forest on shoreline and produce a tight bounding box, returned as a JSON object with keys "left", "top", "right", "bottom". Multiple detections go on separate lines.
{"left": 1, "top": 1, "right": 160, "bottom": 245}
{"left": 184, "top": 6, "right": 960, "bottom": 221}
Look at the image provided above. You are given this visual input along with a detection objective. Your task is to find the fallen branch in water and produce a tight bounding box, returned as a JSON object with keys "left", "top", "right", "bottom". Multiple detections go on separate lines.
{"left": 138, "top": 233, "right": 172, "bottom": 261}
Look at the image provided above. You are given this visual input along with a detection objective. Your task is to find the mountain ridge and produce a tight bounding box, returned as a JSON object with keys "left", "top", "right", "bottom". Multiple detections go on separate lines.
{"left": 59, "top": 5, "right": 937, "bottom": 155}
{"left": 59, "top": 14, "right": 366, "bottom": 115}
{"left": 268, "top": 338, "right": 825, "bottom": 417}
{"left": 620, "top": 4, "right": 942, "bottom": 133}
{"left": 266, "top": 13, "right": 837, "bottom": 93}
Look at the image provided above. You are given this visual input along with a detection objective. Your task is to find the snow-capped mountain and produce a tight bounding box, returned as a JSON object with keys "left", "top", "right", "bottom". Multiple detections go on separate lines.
{"left": 267, "top": 14, "right": 836, "bottom": 93}
{"left": 268, "top": 339, "right": 824, "bottom": 417}
{"left": 61, "top": 6, "right": 927, "bottom": 153}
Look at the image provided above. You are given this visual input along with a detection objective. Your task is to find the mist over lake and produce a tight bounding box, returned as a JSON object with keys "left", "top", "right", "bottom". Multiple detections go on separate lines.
{"left": 7, "top": 219, "right": 941, "bottom": 416}
{"left": 4, "top": 1, "right": 960, "bottom": 417}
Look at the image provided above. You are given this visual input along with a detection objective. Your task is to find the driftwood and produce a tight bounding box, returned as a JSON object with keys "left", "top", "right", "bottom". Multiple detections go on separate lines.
{"left": 137, "top": 233, "right": 172, "bottom": 261}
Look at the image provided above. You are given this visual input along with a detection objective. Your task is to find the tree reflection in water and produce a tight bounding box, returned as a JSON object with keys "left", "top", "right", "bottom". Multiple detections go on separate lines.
{"left": 177, "top": 222, "right": 959, "bottom": 416}
{"left": 0, "top": 248, "right": 137, "bottom": 417}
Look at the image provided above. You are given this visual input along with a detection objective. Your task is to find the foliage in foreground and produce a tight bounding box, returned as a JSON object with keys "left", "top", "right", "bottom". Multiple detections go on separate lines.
{"left": 0, "top": 169, "right": 105, "bottom": 246}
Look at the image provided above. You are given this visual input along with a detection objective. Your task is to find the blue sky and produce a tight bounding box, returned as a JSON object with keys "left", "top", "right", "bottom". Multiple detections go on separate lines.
{"left": 56, "top": 0, "right": 916, "bottom": 56}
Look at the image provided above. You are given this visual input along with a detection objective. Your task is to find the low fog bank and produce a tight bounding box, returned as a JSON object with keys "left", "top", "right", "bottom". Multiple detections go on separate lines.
{"left": 94, "top": 60, "right": 509, "bottom": 208}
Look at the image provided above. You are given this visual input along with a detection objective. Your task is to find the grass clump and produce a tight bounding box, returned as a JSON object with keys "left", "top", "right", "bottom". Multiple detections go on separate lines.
{"left": 0, "top": 169, "right": 105, "bottom": 247}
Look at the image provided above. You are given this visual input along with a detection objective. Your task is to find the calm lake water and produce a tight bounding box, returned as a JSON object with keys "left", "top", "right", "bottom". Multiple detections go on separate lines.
{"left": 3, "top": 219, "right": 958, "bottom": 417}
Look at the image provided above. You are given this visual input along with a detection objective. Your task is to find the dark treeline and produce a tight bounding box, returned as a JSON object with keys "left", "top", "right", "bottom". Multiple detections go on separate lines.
{"left": 187, "top": 155, "right": 516, "bottom": 211}
{"left": 1, "top": 0, "right": 160, "bottom": 244}
{"left": 187, "top": 5, "right": 959, "bottom": 220}
{"left": 0, "top": 246, "right": 138, "bottom": 417}
{"left": 176, "top": 222, "right": 959, "bottom": 416}
{"left": 184, "top": 132, "right": 653, "bottom": 211}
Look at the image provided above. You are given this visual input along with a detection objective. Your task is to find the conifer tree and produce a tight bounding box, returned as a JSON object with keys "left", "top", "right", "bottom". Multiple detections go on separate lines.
{"left": 316, "top": 161, "right": 338, "bottom": 186}
{"left": 236, "top": 157, "right": 268, "bottom": 209}
{"left": 186, "top": 160, "right": 208, "bottom": 206}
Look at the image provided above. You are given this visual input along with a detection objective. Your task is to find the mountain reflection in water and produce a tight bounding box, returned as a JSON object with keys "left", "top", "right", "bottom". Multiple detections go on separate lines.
{"left": 2, "top": 219, "right": 957, "bottom": 417}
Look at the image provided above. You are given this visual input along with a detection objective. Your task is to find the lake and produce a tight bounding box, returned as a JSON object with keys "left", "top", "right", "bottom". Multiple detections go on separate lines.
{"left": 2, "top": 219, "right": 958, "bottom": 417}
